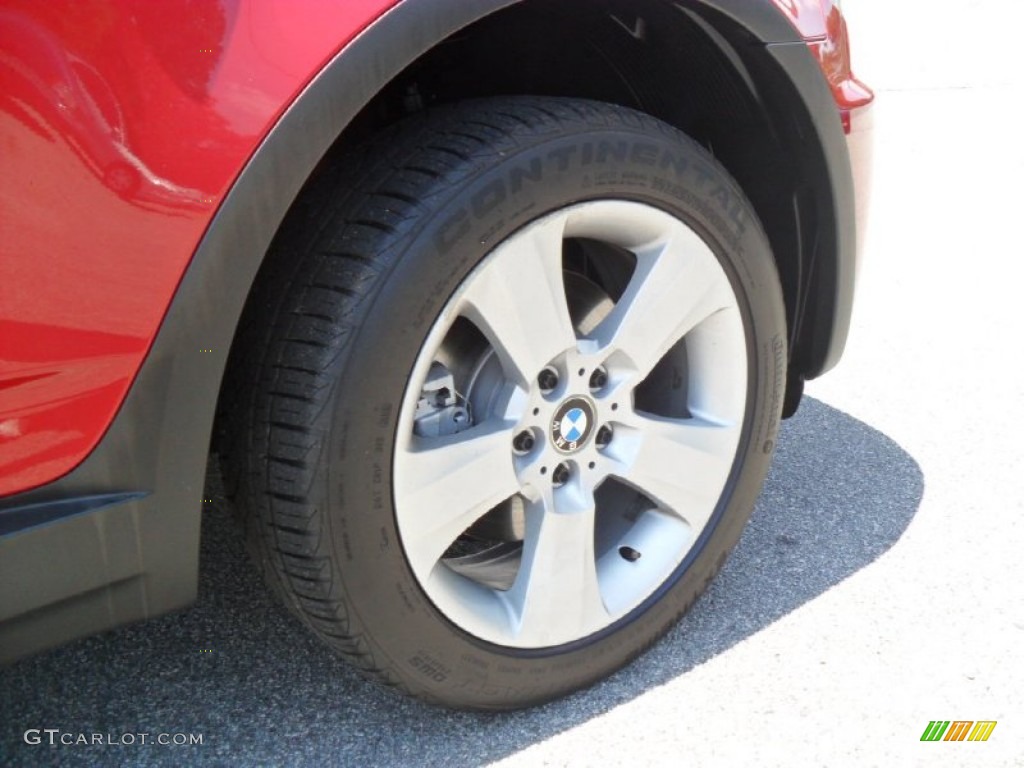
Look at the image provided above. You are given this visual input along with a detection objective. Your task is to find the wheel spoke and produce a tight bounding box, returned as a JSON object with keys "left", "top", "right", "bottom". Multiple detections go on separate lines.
{"left": 458, "top": 215, "right": 577, "bottom": 387}
{"left": 615, "top": 414, "right": 739, "bottom": 531}
{"left": 505, "top": 493, "right": 608, "bottom": 646}
{"left": 594, "top": 223, "right": 735, "bottom": 380}
{"left": 397, "top": 424, "right": 520, "bottom": 574}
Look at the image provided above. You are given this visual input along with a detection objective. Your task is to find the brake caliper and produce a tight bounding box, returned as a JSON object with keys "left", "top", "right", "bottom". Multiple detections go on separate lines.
{"left": 413, "top": 363, "right": 471, "bottom": 437}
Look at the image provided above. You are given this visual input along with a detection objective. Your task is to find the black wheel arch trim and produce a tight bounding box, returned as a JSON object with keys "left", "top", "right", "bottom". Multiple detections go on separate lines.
{"left": 0, "top": 0, "right": 855, "bottom": 660}
{"left": 680, "top": 0, "right": 858, "bottom": 380}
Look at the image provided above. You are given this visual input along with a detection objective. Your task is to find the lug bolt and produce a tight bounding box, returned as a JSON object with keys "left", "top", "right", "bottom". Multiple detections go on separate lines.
{"left": 512, "top": 430, "right": 535, "bottom": 454}
{"left": 552, "top": 463, "right": 571, "bottom": 487}
{"left": 595, "top": 425, "right": 613, "bottom": 448}
{"left": 589, "top": 366, "right": 608, "bottom": 391}
{"left": 537, "top": 367, "right": 559, "bottom": 392}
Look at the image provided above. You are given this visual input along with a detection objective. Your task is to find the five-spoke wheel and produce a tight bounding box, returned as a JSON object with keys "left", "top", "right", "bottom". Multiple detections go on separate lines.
{"left": 226, "top": 97, "right": 786, "bottom": 709}
{"left": 395, "top": 201, "right": 747, "bottom": 647}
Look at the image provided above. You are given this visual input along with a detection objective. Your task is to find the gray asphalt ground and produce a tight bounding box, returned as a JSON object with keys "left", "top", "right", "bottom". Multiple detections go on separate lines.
{"left": 3, "top": 1, "right": 1024, "bottom": 766}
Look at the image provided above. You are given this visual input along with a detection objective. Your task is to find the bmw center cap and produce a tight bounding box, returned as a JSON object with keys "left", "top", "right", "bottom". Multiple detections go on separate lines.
{"left": 550, "top": 397, "right": 596, "bottom": 453}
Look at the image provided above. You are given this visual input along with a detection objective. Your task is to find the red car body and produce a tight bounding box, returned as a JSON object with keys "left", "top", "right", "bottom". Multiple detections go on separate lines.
{"left": 0, "top": 0, "right": 394, "bottom": 497}
{"left": 0, "top": 0, "right": 871, "bottom": 661}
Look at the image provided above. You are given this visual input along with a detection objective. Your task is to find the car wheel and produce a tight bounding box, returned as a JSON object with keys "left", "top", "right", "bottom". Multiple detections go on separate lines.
{"left": 225, "top": 96, "right": 786, "bottom": 709}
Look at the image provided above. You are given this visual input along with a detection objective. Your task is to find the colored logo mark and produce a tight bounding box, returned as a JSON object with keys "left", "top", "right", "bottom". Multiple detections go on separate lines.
{"left": 561, "top": 408, "right": 587, "bottom": 442}
{"left": 920, "top": 720, "right": 997, "bottom": 742}
{"left": 550, "top": 397, "right": 595, "bottom": 453}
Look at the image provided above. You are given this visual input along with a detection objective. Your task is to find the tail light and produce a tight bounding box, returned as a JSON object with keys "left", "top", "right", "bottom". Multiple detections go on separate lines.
{"left": 771, "top": 0, "right": 873, "bottom": 133}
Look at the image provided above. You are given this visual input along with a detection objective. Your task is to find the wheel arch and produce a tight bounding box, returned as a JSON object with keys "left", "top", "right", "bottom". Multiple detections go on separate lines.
{"left": 225, "top": 0, "right": 856, "bottom": 439}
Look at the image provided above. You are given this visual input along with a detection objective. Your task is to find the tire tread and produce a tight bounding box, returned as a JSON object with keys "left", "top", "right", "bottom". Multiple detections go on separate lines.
{"left": 219, "top": 95, "right": 780, "bottom": 707}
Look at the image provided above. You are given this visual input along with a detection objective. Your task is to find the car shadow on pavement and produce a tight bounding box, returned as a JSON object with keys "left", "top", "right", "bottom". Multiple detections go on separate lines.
{"left": 0, "top": 397, "right": 923, "bottom": 768}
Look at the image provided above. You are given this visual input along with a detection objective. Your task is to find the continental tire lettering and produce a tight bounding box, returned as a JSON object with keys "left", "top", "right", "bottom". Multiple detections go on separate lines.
{"left": 651, "top": 180, "right": 742, "bottom": 249}
{"left": 658, "top": 151, "right": 688, "bottom": 177}
{"left": 709, "top": 185, "right": 748, "bottom": 235}
{"left": 471, "top": 178, "right": 507, "bottom": 219}
{"left": 596, "top": 140, "right": 628, "bottom": 163}
{"left": 547, "top": 144, "right": 576, "bottom": 172}
{"left": 436, "top": 142, "right": 716, "bottom": 255}
{"left": 504, "top": 156, "right": 541, "bottom": 195}
{"left": 710, "top": 185, "right": 731, "bottom": 213}
{"left": 692, "top": 160, "right": 714, "bottom": 188}
{"left": 435, "top": 208, "right": 470, "bottom": 251}
{"left": 631, "top": 142, "right": 658, "bottom": 166}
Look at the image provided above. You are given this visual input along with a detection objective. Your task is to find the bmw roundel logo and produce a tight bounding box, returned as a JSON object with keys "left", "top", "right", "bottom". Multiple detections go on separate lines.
{"left": 550, "top": 397, "right": 596, "bottom": 453}
{"left": 561, "top": 408, "right": 588, "bottom": 442}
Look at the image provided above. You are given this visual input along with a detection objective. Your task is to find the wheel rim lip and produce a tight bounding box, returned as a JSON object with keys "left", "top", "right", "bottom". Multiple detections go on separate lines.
{"left": 393, "top": 199, "right": 749, "bottom": 649}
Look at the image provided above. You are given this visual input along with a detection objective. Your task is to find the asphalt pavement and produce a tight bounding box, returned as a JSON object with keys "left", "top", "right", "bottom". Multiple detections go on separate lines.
{"left": 0, "top": 399, "right": 923, "bottom": 767}
{"left": 3, "top": 1, "right": 1024, "bottom": 765}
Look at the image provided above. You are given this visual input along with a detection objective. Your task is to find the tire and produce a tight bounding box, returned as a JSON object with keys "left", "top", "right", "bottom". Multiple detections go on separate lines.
{"left": 223, "top": 96, "right": 787, "bottom": 710}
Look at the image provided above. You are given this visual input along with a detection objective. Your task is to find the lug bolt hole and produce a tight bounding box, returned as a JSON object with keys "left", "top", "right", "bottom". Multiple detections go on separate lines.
{"left": 589, "top": 366, "right": 608, "bottom": 391}
{"left": 595, "top": 425, "right": 613, "bottom": 448}
{"left": 619, "top": 546, "right": 642, "bottom": 562}
{"left": 552, "top": 463, "right": 570, "bottom": 487}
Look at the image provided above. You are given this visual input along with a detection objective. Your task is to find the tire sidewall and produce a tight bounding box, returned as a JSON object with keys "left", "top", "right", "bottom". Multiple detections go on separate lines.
{"left": 317, "top": 116, "right": 786, "bottom": 707}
